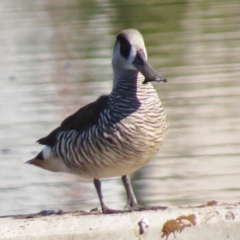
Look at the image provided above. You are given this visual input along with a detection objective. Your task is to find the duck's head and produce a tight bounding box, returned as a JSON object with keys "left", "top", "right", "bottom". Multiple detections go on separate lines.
{"left": 112, "top": 29, "right": 167, "bottom": 84}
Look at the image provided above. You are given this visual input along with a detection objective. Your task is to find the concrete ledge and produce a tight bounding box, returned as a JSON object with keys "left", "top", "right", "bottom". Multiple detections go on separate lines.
{"left": 0, "top": 202, "right": 240, "bottom": 240}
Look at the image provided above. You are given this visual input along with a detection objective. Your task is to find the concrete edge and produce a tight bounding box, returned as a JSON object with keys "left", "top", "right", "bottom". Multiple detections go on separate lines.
{"left": 0, "top": 201, "right": 240, "bottom": 240}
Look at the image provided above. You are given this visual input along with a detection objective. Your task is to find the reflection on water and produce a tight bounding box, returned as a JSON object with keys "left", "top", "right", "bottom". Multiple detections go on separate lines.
{"left": 0, "top": 0, "right": 239, "bottom": 215}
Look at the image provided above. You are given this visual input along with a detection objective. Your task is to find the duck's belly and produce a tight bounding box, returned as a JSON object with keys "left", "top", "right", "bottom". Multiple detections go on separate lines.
{"left": 74, "top": 114, "right": 168, "bottom": 179}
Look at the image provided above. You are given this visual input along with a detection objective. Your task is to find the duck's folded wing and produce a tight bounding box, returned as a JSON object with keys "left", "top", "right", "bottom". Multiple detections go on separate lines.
{"left": 37, "top": 95, "right": 109, "bottom": 147}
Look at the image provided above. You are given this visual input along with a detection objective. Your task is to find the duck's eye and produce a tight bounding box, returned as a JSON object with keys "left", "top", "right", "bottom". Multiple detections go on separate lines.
{"left": 119, "top": 39, "right": 131, "bottom": 59}
{"left": 121, "top": 41, "right": 128, "bottom": 51}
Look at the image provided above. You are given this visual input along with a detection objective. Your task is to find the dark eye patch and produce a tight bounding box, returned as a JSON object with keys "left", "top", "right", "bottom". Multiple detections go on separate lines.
{"left": 116, "top": 34, "right": 131, "bottom": 59}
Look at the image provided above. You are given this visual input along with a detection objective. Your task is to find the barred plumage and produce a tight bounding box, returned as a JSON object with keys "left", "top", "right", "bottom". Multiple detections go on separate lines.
{"left": 27, "top": 29, "right": 169, "bottom": 213}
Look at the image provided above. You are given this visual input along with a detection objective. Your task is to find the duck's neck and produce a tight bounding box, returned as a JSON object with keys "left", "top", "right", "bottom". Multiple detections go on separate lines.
{"left": 110, "top": 70, "right": 153, "bottom": 97}
{"left": 109, "top": 70, "right": 157, "bottom": 115}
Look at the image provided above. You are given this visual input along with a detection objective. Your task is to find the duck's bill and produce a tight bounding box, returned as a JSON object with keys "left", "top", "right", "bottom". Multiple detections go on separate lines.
{"left": 132, "top": 51, "right": 167, "bottom": 84}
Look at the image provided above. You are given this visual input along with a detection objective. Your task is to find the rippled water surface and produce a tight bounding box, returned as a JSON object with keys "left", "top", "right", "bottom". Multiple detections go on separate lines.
{"left": 0, "top": 0, "right": 239, "bottom": 215}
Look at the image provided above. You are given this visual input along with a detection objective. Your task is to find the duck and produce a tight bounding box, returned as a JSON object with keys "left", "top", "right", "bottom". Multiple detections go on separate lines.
{"left": 26, "top": 29, "right": 168, "bottom": 214}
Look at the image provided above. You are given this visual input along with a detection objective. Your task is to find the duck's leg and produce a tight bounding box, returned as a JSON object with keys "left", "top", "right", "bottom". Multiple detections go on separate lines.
{"left": 93, "top": 178, "right": 125, "bottom": 214}
{"left": 122, "top": 175, "right": 139, "bottom": 209}
{"left": 122, "top": 175, "right": 167, "bottom": 211}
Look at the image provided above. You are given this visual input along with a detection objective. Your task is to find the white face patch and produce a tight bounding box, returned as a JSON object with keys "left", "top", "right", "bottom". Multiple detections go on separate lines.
{"left": 128, "top": 46, "right": 137, "bottom": 65}
{"left": 127, "top": 45, "right": 148, "bottom": 71}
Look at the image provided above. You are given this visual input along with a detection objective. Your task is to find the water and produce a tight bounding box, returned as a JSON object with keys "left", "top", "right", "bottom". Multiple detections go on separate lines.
{"left": 0, "top": 0, "right": 239, "bottom": 216}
